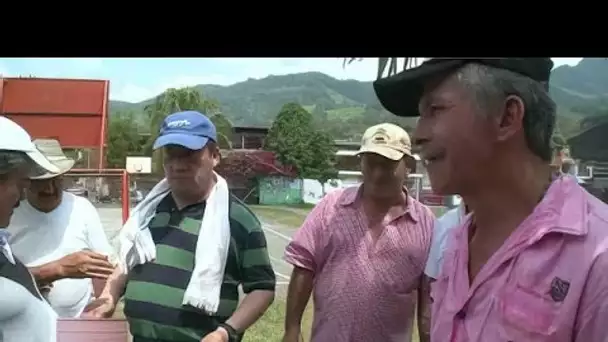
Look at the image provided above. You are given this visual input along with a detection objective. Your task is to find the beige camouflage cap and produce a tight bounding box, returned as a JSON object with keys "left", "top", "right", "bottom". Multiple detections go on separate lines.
{"left": 357, "top": 123, "right": 413, "bottom": 161}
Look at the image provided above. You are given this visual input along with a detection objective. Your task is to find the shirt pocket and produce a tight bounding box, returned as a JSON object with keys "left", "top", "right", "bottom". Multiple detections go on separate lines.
{"left": 497, "top": 283, "right": 560, "bottom": 341}
{"left": 374, "top": 236, "right": 423, "bottom": 295}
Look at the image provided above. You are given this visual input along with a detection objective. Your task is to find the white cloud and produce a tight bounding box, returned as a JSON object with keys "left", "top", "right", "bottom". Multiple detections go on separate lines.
{"left": 111, "top": 83, "right": 154, "bottom": 103}
{"left": 111, "top": 58, "right": 381, "bottom": 102}
{"left": 552, "top": 58, "right": 582, "bottom": 68}
{"left": 211, "top": 58, "right": 380, "bottom": 82}
{"left": 0, "top": 61, "right": 7, "bottom": 77}
{"left": 112, "top": 74, "right": 238, "bottom": 103}
{"left": 70, "top": 58, "right": 104, "bottom": 70}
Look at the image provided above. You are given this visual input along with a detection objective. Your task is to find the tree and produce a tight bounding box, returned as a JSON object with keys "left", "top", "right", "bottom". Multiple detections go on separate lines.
{"left": 209, "top": 113, "right": 234, "bottom": 149}
{"left": 312, "top": 104, "right": 327, "bottom": 120}
{"left": 265, "top": 103, "right": 337, "bottom": 190}
{"left": 143, "top": 87, "right": 222, "bottom": 171}
{"left": 106, "top": 111, "right": 143, "bottom": 168}
{"left": 307, "top": 131, "right": 338, "bottom": 192}
{"left": 551, "top": 129, "right": 567, "bottom": 149}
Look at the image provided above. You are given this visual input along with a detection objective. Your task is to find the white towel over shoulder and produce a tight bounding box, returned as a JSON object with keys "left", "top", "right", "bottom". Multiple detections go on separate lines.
{"left": 117, "top": 172, "right": 231, "bottom": 314}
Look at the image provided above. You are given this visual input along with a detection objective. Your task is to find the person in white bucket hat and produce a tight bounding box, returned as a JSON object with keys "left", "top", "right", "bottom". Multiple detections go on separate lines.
{"left": 0, "top": 117, "right": 60, "bottom": 342}
{"left": 7, "top": 138, "right": 115, "bottom": 318}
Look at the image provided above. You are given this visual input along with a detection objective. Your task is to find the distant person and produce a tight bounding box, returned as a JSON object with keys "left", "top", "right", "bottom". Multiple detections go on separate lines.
{"left": 7, "top": 138, "right": 115, "bottom": 318}
{"left": 424, "top": 197, "right": 468, "bottom": 281}
{"left": 87, "top": 111, "right": 276, "bottom": 342}
{"left": 374, "top": 58, "right": 608, "bottom": 341}
{"left": 0, "top": 117, "right": 61, "bottom": 342}
{"left": 561, "top": 158, "right": 576, "bottom": 175}
{"left": 283, "top": 123, "right": 434, "bottom": 342}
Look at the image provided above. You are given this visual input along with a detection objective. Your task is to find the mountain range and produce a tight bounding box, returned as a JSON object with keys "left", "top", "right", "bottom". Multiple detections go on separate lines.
{"left": 111, "top": 58, "right": 608, "bottom": 140}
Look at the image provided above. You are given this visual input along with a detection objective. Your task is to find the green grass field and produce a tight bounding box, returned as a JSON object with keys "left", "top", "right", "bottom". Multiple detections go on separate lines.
{"left": 244, "top": 299, "right": 420, "bottom": 342}
{"left": 249, "top": 205, "right": 311, "bottom": 228}
{"left": 245, "top": 300, "right": 314, "bottom": 342}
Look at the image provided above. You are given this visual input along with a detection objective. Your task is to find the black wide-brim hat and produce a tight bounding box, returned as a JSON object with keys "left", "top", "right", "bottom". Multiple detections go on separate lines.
{"left": 373, "top": 58, "right": 554, "bottom": 117}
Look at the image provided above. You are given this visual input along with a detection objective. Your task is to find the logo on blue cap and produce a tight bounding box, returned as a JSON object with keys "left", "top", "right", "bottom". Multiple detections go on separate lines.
{"left": 152, "top": 111, "right": 217, "bottom": 150}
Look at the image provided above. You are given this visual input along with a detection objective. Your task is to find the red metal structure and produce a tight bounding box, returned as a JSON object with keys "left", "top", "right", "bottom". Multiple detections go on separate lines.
{"left": 0, "top": 77, "right": 109, "bottom": 169}
{"left": 0, "top": 78, "right": 130, "bottom": 339}
{"left": 0, "top": 77, "right": 131, "bottom": 222}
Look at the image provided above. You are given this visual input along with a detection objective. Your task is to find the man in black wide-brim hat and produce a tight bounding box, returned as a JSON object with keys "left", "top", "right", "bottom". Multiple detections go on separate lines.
{"left": 373, "top": 59, "right": 608, "bottom": 341}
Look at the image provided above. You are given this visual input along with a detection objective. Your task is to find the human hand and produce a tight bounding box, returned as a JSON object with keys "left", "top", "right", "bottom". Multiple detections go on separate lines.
{"left": 81, "top": 296, "right": 116, "bottom": 318}
{"left": 200, "top": 327, "right": 229, "bottom": 342}
{"left": 58, "top": 250, "right": 114, "bottom": 279}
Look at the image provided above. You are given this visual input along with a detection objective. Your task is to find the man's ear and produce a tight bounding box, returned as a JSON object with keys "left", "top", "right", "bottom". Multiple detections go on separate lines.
{"left": 495, "top": 95, "right": 525, "bottom": 142}
{"left": 212, "top": 150, "right": 221, "bottom": 168}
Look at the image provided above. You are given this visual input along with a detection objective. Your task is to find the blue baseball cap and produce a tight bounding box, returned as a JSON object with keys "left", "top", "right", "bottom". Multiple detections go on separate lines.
{"left": 153, "top": 111, "right": 217, "bottom": 150}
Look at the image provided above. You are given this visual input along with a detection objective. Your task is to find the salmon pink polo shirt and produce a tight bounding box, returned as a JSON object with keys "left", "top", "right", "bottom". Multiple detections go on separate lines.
{"left": 284, "top": 186, "right": 435, "bottom": 342}
{"left": 431, "top": 176, "right": 608, "bottom": 341}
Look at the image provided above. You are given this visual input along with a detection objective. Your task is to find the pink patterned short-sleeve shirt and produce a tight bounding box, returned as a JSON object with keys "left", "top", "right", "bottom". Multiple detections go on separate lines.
{"left": 431, "top": 176, "right": 608, "bottom": 342}
{"left": 284, "top": 186, "right": 435, "bottom": 342}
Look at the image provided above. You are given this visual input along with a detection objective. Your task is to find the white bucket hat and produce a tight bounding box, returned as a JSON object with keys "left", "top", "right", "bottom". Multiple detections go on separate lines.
{"left": 29, "top": 139, "right": 75, "bottom": 180}
{"left": 0, "top": 117, "right": 60, "bottom": 175}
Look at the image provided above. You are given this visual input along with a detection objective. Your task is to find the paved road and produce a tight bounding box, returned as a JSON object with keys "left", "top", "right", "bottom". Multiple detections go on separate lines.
{"left": 96, "top": 205, "right": 295, "bottom": 289}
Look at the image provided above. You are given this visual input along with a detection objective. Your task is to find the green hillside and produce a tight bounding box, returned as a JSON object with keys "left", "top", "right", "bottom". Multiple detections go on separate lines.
{"left": 110, "top": 58, "right": 608, "bottom": 140}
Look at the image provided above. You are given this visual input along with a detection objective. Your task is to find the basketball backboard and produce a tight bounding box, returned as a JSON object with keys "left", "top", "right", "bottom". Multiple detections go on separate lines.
{"left": 125, "top": 156, "right": 152, "bottom": 174}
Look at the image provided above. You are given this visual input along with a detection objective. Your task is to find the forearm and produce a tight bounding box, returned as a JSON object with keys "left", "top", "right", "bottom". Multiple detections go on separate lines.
{"left": 284, "top": 267, "right": 314, "bottom": 333}
{"left": 417, "top": 276, "right": 432, "bottom": 342}
{"left": 99, "top": 267, "right": 128, "bottom": 304}
{"left": 226, "top": 290, "right": 274, "bottom": 332}
{"left": 29, "top": 261, "right": 63, "bottom": 286}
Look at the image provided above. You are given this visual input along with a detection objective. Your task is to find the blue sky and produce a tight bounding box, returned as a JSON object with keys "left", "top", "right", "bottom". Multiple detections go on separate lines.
{"left": 0, "top": 58, "right": 583, "bottom": 103}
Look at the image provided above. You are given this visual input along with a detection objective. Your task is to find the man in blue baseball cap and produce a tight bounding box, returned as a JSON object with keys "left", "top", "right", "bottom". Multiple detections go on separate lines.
{"left": 90, "top": 111, "right": 276, "bottom": 342}
{"left": 152, "top": 111, "right": 220, "bottom": 197}
{"left": 153, "top": 110, "right": 218, "bottom": 150}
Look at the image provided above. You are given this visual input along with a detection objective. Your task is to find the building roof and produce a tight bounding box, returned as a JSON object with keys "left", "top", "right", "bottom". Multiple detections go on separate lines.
{"left": 233, "top": 126, "right": 269, "bottom": 134}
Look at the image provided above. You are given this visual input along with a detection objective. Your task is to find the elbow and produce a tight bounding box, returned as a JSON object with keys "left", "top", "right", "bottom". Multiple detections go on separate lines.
{"left": 261, "top": 286, "right": 276, "bottom": 305}
{"left": 287, "top": 266, "right": 315, "bottom": 295}
{"left": 293, "top": 266, "right": 315, "bottom": 287}
{"left": 292, "top": 265, "right": 315, "bottom": 279}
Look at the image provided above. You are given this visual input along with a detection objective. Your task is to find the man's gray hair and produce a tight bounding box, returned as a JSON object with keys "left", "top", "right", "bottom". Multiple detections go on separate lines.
{"left": 0, "top": 150, "right": 28, "bottom": 176}
{"left": 0, "top": 150, "right": 42, "bottom": 178}
{"left": 455, "top": 63, "right": 557, "bottom": 162}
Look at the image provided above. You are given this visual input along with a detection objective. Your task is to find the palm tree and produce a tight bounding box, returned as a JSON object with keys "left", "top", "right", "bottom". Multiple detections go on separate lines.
{"left": 343, "top": 58, "right": 423, "bottom": 79}
{"left": 209, "top": 113, "right": 234, "bottom": 150}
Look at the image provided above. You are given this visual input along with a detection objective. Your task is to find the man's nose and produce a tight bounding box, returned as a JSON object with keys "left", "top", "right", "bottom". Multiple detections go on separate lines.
{"left": 42, "top": 182, "right": 55, "bottom": 193}
{"left": 167, "top": 163, "right": 188, "bottom": 172}
{"left": 411, "top": 135, "right": 426, "bottom": 152}
{"left": 369, "top": 165, "right": 389, "bottom": 181}
{"left": 411, "top": 121, "right": 431, "bottom": 150}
